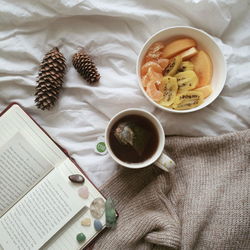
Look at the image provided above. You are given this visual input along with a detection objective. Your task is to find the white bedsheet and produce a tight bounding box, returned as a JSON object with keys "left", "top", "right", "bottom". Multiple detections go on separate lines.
{"left": 0, "top": 0, "right": 249, "bottom": 187}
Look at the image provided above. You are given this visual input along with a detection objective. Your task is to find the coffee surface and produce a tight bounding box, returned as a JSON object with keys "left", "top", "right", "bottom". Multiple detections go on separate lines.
{"left": 109, "top": 115, "right": 159, "bottom": 163}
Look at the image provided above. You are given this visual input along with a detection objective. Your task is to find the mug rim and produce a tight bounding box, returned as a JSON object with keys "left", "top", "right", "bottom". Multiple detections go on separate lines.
{"left": 105, "top": 108, "right": 165, "bottom": 169}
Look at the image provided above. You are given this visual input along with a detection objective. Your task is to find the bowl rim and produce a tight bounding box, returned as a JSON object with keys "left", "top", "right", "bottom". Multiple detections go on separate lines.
{"left": 136, "top": 26, "right": 227, "bottom": 113}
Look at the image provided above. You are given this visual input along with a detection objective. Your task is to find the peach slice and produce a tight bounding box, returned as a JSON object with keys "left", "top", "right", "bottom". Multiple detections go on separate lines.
{"left": 146, "top": 80, "right": 163, "bottom": 102}
{"left": 179, "top": 47, "right": 198, "bottom": 60}
{"left": 191, "top": 50, "right": 213, "bottom": 88}
{"left": 195, "top": 85, "right": 212, "bottom": 98}
{"left": 157, "top": 58, "right": 170, "bottom": 70}
{"left": 162, "top": 38, "right": 196, "bottom": 59}
{"left": 141, "top": 61, "right": 162, "bottom": 76}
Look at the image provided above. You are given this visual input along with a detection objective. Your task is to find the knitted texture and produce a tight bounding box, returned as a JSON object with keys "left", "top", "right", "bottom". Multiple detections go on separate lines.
{"left": 93, "top": 129, "right": 250, "bottom": 250}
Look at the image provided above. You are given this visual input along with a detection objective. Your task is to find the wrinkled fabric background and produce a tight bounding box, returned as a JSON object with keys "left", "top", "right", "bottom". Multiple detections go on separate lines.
{"left": 0, "top": 0, "right": 249, "bottom": 187}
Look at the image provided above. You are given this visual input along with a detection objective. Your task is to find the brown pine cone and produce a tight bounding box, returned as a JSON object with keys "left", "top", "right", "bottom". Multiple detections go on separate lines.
{"left": 72, "top": 50, "right": 100, "bottom": 84}
{"left": 35, "top": 47, "right": 66, "bottom": 110}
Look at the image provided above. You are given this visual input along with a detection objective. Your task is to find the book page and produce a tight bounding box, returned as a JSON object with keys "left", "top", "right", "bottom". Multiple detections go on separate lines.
{"left": 43, "top": 208, "right": 106, "bottom": 250}
{"left": 43, "top": 160, "right": 106, "bottom": 250}
{"left": 0, "top": 104, "right": 67, "bottom": 167}
{"left": 0, "top": 159, "right": 106, "bottom": 250}
{"left": 0, "top": 133, "right": 54, "bottom": 217}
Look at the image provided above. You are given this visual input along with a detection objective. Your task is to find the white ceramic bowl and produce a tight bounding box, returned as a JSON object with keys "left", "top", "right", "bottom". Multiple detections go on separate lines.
{"left": 136, "top": 26, "right": 227, "bottom": 113}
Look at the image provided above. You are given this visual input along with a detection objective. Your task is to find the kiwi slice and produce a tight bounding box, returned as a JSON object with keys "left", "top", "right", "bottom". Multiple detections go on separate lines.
{"left": 175, "top": 70, "right": 198, "bottom": 91}
{"left": 163, "top": 55, "right": 182, "bottom": 76}
{"left": 159, "top": 76, "right": 178, "bottom": 107}
{"left": 178, "top": 61, "right": 194, "bottom": 72}
{"left": 172, "top": 91, "right": 204, "bottom": 110}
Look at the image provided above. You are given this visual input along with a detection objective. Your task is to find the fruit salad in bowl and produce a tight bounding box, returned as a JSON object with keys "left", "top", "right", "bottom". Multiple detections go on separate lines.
{"left": 136, "top": 26, "right": 226, "bottom": 113}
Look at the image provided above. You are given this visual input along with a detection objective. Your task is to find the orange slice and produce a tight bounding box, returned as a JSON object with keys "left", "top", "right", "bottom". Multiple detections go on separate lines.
{"left": 157, "top": 58, "right": 170, "bottom": 70}
{"left": 146, "top": 80, "right": 163, "bottom": 102}
{"left": 141, "top": 67, "right": 162, "bottom": 88}
{"left": 145, "top": 42, "right": 165, "bottom": 62}
{"left": 141, "top": 61, "right": 162, "bottom": 76}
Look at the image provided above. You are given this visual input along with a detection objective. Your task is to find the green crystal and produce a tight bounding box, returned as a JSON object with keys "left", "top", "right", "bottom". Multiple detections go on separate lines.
{"left": 105, "top": 198, "right": 117, "bottom": 228}
{"left": 76, "top": 233, "right": 86, "bottom": 243}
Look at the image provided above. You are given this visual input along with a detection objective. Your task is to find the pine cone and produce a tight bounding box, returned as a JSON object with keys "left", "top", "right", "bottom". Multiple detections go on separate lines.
{"left": 72, "top": 50, "right": 100, "bottom": 84}
{"left": 35, "top": 47, "right": 66, "bottom": 110}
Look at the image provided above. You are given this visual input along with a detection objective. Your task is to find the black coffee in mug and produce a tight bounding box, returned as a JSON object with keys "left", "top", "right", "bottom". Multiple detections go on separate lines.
{"left": 109, "top": 114, "right": 159, "bottom": 163}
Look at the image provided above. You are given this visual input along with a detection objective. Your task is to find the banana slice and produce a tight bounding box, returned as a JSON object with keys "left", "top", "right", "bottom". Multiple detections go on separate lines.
{"left": 172, "top": 91, "right": 204, "bottom": 110}
{"left": 175, "top": 70, "right": 198, "bottom": 92}
{"left": 158, "top": 76, "right": 178, "bottom": 107}
{"left": 179, "top": 47, "right": 198, "bottom": 60}
{"left": 178, "top": 61, "right": 194, "bottom": 72}
{"left": 163, "top": 55, "right": 182, "bottom": 76}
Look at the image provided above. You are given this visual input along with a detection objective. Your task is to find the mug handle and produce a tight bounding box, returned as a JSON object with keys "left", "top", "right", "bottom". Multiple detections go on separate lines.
{"left": 154, "top": 153, "right": 175, "bottom": 172}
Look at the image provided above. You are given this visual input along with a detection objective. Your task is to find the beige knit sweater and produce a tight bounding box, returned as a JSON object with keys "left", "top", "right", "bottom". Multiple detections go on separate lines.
{"left": 93, "top": 129, "right": 250, "bottom": 250}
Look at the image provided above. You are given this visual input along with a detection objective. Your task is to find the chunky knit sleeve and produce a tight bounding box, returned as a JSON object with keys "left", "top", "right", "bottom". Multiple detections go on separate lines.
{"left": 93, "top": 167, "right": 181, "bottom": 250}
{"left": 93, "top": 129, "right": 250, "bottom": 250}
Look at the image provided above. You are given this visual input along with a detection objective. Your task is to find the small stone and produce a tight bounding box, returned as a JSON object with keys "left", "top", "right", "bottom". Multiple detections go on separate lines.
{"left": 69, "top": 174, "right": 85, "bottom": 184}
{"left": 81, "top": 218, "right": 91, "bottom": 226}
{"left": 90, "top": 197, "right": 105, "bottom": 219}
{"left": 76, "top": 233, "right": 86, "bottom": 243}
{"left": 78, "top": 186, "right": 89, "bottom": 199}
{"left": 94, "top": 220, "right": 103, "bottom": 231}
{"left": 105, "top": 198, "right": 117, "bottom": 228}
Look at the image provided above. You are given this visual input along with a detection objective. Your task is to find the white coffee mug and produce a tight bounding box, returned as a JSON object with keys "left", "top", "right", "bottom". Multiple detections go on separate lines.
{"left": 105, "top": 108, "right": 175, "bottom": 172}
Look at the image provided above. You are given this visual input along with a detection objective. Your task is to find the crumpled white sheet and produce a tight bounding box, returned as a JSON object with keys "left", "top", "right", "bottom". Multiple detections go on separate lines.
{"left": 0, "top": 0, "right": 249, "bottom": 187}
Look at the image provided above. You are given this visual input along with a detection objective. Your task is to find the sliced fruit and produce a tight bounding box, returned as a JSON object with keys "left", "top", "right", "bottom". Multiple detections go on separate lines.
{"left": 157, "top": 58, "right": 169, "bottom": 70}
{"left": 158, "top": 76, "right": 178, "bottom": 107}
{"left": 141, "top": 61, "right": 162, "bottom": 76}
{"left": 147, "top": 67, "right": 163, "bottom": 83}
{"left": 178, "top": 61, "right": 194, "bottom": 72}
{"left": 162, "top": 38, "right": 196, "bottom": 59}
{"left": 191, "top": 50, "right": 213, "bottom": 88}
{"left": 172, "top": 91, "right": 204, "bottom": 110}
{"left": 145, "top": 42, "right": 165, "bottom": 62}
{"left": 175, "top": 70, "right": 198, "bottom": 91}
{"left": 179, "top": 47, "right": 198, "bottom": 60}
{"left": 141, "top": 67, "right": 162, "bottom": 88}
{"left": 195, "top": 85, "right": 212, "bottom": 98}
{"left": 163, "top": 55, "right": 182, "bottom": 76}
{"left": 149, "top": 42, "right": 165, "bottom": 53}
{"left": 146, "top": 80, "right": 163, "bottom": 102}
{"left": 141, "top": 74, "right": 150, "bottom": 88}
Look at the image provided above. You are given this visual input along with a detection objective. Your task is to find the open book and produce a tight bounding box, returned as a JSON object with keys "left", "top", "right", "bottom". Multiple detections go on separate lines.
{"left": 0, "top": 104, "right": 107, "bottom": 250}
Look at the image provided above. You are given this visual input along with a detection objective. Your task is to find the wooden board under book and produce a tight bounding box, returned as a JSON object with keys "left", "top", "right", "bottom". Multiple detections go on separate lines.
{"left": 0, "top": 103, "right": 107, "bottom": 250}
